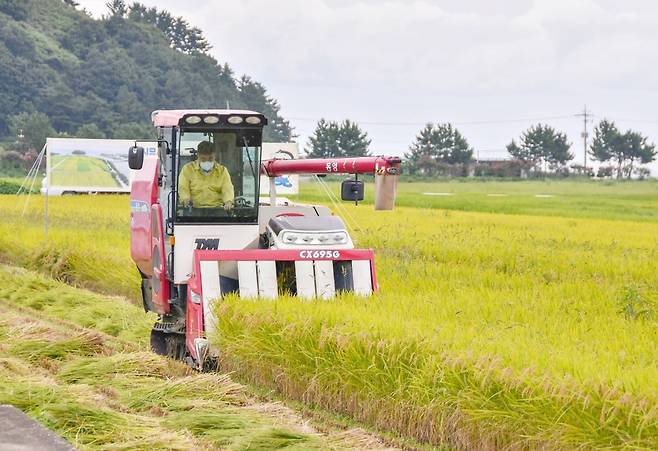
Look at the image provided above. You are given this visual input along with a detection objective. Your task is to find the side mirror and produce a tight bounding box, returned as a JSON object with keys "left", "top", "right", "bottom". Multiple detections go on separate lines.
{"left": 341, "top": 179, "right": 364, "bottom": 201}
{"left": 128, "top": 146, "right": 144, "bottom": 170}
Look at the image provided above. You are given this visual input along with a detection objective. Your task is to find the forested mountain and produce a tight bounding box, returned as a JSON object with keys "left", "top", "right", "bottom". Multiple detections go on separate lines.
{"left": 0, "top": 0, "right": 293, "bottom": 144}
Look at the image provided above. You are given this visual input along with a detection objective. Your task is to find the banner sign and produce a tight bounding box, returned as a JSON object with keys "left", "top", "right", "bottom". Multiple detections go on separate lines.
{"left": 44, "top": 138, "right": 156, "bottom": 195}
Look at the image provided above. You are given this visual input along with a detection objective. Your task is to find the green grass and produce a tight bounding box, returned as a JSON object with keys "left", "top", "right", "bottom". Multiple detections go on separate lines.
{"left": 297, "top": 178, "right": 658, "bottom": 222}
{"left": 50, "top": 155, "right": 119, "bottom": 187}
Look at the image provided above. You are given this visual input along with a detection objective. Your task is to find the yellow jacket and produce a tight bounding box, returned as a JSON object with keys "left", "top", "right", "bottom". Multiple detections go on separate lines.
{"left": 178, "top": 161, "right": 234, "bottom": 208}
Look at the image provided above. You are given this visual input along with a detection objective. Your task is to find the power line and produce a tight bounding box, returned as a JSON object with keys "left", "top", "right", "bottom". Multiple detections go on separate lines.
{"left": 287, "top": 114, "right": 574, "bottom": 127}
{"left": 608, "top": 117, "right": 658, "bottom": 124}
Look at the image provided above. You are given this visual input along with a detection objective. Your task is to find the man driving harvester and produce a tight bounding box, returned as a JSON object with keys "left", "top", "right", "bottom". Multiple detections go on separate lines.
{"left": 178, "top": 141, "right": 234, "bottom": 210}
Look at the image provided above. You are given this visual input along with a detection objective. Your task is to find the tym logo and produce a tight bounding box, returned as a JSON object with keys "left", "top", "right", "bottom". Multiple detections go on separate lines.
{"left": 195, "top": 238, "right": 219, "bottom": 250}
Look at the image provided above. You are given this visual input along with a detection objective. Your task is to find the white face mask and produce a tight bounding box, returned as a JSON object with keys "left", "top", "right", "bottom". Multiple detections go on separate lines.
{"left": 199, "top": 161, "right": 214, "bottom": 172}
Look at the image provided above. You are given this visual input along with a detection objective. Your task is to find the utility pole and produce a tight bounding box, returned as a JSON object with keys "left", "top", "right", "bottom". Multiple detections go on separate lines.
{"left": 575, "top": 106, "right": 593, "bottom": 171}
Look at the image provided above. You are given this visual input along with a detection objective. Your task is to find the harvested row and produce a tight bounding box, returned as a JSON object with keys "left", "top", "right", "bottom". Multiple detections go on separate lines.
{"left": 0, "top": 265, "right": 390, "bottom": 450}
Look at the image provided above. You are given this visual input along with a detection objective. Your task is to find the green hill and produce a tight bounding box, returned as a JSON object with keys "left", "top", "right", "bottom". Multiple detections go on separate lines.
{"left": 0, "top": 0, "right": 293, "bottom": 145}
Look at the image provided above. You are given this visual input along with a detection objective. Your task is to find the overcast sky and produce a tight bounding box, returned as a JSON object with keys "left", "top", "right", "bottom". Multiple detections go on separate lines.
{"left": 82, "top": 0, "right": 658, "bottom": 174}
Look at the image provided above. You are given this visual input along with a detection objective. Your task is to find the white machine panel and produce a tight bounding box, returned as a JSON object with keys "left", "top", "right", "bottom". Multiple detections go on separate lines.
{"left": 351, "top": 260, "right": 373, "bottom": 296}
{"left": 200, "top": 260, "right": 221, "bottom": 336}
{"left": 294, "top": 260, "right": 316, "bottom": 299}
{"left": 237, "top": 261, "right": 258, "bottom": 298}
{"left": 314, "top": 260, "right": 335, "bottom": 299}
{"left": 257, "top": 260, "right": 278, "bottom": 299}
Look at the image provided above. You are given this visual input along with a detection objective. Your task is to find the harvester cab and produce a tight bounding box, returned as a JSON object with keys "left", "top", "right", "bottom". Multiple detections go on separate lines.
{"left": 129, "top": 109, "right": 400, "bottom": 369}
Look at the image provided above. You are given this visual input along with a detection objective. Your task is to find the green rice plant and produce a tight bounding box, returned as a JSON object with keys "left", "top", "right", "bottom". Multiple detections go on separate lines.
{"left": 0, "top": 195, "right": 139, "bottom": 300}
{"left": 618, "top": 285, "right": 656, "bottom": 321}
{"left": 211, "top": 202, "right": 658, "bottom": 448}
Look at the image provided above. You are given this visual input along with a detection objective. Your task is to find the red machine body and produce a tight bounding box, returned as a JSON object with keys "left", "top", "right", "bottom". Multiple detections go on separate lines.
{"left": 130, "top": 156, "right": 159, "bottom": 277}
{"left": 128, "top": 109, "right": 400, "bottom": 369}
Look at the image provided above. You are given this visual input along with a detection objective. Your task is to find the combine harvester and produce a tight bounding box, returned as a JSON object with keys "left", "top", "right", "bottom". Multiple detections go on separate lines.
{"left": 129, "top": 109, "right": 400, "bottom": 369}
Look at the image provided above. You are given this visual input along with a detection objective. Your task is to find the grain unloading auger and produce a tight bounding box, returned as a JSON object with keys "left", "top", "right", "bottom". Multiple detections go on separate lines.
{"left": 128, "top": 109, "right": 400, "bottom": 369}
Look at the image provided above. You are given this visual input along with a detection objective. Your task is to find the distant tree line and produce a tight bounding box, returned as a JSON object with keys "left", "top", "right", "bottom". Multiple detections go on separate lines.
{"left": 305, "top": 118, "right": 657, "bottom": 179}
{"left": 589, "top": 120, "right": 656, "bottom": 179}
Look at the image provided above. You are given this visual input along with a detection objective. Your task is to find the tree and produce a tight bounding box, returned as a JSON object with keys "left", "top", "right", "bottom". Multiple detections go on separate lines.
{"left": 589, "top": 120, "right": 620, "bottom": 164}
{"left": 106, "top": 0, "right": 127, "bottom": 18}
{"left": 589, "top": 120, "right": 657, "bottom": 178}
{"left": 0, "top": 0, "right": 29, "bottom": 21}
{"left": 432, "top": 123, "right": 472, "bottom": 164}
{"left": 7, "top": 111, "right": 55, "bottom": 151}
{"left": 75, "top": 123, "right": 106, "bottom": 139}
{"left": 113, "top": 122, "right": 154, "bottom": 139}
{"left": 305, "top": 119, "right": 339, "bottom": 158}
{"left": 506, "top": 139, "right": 533, "bottom": 162}
{"left": 405, "top": 123, "right": 473, "bottom": 175}
{"left": 305, "top": 119, "right": 371, "bottom": 158}
{"left": 127, "top": 2, "right": 211, "bottom": 55}
{"left": 238, "top": 75, "right": 293, "bottom": 141}
{"left": 507, "top": 124, "right": 572, "bottom": 172}
{"left": 337, "top": 120, "right": 371, "bottom": 157}
{"left": 622, "top": 131, "right": 656, "bottom": 178}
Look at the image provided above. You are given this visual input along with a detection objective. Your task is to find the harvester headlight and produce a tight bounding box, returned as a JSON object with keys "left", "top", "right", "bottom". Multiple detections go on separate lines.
{"left": 227, "top": 116, "right": 244, "bottom": 125}
{"left": 302, "top": 235, "right": 313, "bottom": 243}
{"left": 203, "top": 115, "right": 220, "bottom": 124}
{"left": 332, "top": 233, "right": 347, "bottom": 244}
{"left": 245, "top": 116, "right": 262, "bottom": 125}
{"left": 283, "top": 233, "right": 298, "bottom": 243}
{"left": 185, "top": 115, "right": 202, "bottom": 125}
{"left": 318, "top": 235, "right": 329, "bottom": 242}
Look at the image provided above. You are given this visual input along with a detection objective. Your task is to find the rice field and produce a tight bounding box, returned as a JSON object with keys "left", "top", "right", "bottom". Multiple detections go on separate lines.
{"left": 1, "top": 179, "right": 657, "bottom": 449}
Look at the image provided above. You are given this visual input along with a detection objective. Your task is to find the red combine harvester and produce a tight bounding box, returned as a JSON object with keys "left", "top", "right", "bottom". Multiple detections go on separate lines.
{"left": 129, "top": 109, "right": 400, "bottom": 369}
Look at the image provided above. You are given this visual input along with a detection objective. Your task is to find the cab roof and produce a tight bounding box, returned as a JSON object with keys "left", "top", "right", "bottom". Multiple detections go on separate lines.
{"left": 151, "top": 109, "right": 265, "bottom": 127}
